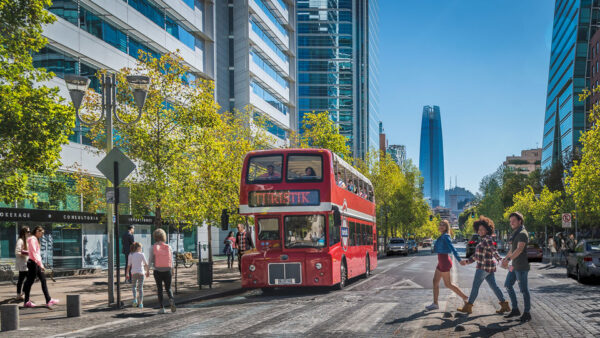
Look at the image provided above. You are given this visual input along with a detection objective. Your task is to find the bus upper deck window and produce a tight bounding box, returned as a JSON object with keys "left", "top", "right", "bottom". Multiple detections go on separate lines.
{"left": 247, "top": 155, "right": 283, "bottom": 183}
{"left": 286, "top": 155, "right": 323, "bottom": 182}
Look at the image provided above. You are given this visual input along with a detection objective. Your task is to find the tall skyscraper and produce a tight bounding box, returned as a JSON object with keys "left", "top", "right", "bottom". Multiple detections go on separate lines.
{"left": 542, "top": 0, "right": 600, "bottom": 168}
{"left": 297, "top": 0, "right": 379, "bottom": 159}
{"left": 216, "top": 0, "right": 296, "bottom": 145}
{"left": 419, "top": 105, "right": 445, "bottom": 208}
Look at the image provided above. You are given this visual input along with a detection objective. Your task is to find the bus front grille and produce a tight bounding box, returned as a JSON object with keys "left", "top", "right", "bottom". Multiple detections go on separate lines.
{"left": 268, "top": 262, "right": 302, "bottom": 285}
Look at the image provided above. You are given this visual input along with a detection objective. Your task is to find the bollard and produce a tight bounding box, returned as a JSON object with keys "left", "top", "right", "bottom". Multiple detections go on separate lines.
{"left": 66, "top": 294, "right": 81, "bottom": 318}
{"left": 0, "top": 304, "right": 19, "bottom": 332}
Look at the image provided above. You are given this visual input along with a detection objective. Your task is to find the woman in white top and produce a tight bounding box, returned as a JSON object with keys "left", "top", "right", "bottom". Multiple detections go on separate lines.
{"left": 15, "top": 226, "right": 30, "bottom": 300}
{"left": 125, "top": 242, "right": 149, "bottom": 308}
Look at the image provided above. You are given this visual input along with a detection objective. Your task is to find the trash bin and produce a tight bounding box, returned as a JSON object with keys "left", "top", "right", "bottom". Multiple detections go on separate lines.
{"left": 196, "top": 241, "right": 213, "bottom": 289}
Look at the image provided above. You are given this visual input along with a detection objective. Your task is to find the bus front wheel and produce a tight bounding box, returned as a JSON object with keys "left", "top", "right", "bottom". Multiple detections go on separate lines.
{"left": 337, "top": 262, "right": 347, "bottom": 290}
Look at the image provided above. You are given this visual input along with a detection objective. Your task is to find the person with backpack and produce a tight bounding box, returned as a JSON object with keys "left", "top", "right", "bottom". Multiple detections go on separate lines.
{"left": 223, "top": 231, "right": 236, "bottom": 269}
{"left": 149, "top": 228, "right": 176, "bottom": 314}
{"left": 126, "top": 242, "right": 149, "bottom": 308}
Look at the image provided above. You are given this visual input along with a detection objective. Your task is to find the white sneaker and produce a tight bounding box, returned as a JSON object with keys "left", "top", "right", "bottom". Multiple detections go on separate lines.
{"left": 158, "top": 307, "right": 166, "bottom": 314}
{"left": 425, "top": 303, "right": 439, "bottom": 311}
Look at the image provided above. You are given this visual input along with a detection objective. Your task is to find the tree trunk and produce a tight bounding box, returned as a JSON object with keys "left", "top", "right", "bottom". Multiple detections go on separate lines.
{"left": 155, "top": 205, "right": 162, "bottom": 229}
{"left": 207, "top": 223, "right": 213, "bottom": 263}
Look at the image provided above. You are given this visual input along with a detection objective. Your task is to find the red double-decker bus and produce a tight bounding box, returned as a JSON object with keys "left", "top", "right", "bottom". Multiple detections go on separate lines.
{"left": 238, "top": 148, "right": 377, "bottom": 290}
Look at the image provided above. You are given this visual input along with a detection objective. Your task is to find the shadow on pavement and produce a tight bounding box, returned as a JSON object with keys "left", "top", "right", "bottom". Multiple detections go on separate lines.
{"left": 384, "top": 309, "right": 429, "bottom": 325}
{"left": 114, "top": 312, "right": 156, "bottom": 318}
{"left": 463, "top": 321, "right": 522, "bottom": 337}
{"left": 422, "top": 313, "right": 495, "bottom": 331}
{"left": 0, "top": 297, "right": 20, "bottom": 305}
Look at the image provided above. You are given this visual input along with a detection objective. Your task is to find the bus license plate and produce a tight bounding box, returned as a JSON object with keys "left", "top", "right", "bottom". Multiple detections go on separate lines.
{"left": 275, "top": 278, "right": 296, "bottom": 285}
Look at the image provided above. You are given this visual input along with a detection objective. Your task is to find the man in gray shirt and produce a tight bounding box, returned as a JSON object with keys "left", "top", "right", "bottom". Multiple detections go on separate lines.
{"left": 501, "top": 212, "right": 531, "bottom": 322}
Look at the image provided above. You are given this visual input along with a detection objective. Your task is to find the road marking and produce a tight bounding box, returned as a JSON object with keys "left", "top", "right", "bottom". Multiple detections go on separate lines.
{"left": 327, "top": 302, "right": 396, "bottom": 332}
{"left": 256, "top": 302, "right": 348, "bottom": 334}
{"left": 48, "top": 318, "right": 136, "bottom": 338}
{"left": 345, "top": 256, "right": 417, "bottom": 291}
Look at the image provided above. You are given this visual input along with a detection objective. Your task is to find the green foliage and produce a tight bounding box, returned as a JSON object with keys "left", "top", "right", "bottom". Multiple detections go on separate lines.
{"left": 503, "top": 186, "right": 572, "bottom": 232}
{"left": 296, "top": 111, "right": 351, "bottom": 158}
{"left": 0, "top": 0, "right": 75, "bottom": 203}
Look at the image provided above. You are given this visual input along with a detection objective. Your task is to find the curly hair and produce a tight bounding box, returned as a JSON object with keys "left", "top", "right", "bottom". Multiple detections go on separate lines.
{"left": 473, "top": 215, "right": 495, "bottom": 236}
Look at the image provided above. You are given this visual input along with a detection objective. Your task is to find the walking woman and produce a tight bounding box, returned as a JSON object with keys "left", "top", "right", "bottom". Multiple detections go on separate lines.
{"left": 22, "top": 226, "right": 59, "bottom": 308}
{"left": 149, "top": 229, "right": 176, "bottom": 314}
{"left": 224, "top": 231, "right": 236, "bottom": 269}
{"left": 426, "top": 220, "right": 469, "bottom": 311}
{"left": 15, "top": 226, "right": 30, "bottom": 300}
{"left": 458, "top": 216, "right": 510, "bottom": 315}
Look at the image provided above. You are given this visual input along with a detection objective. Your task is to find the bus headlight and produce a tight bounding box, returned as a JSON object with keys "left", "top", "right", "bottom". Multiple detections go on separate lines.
{"left": 249, "top": 264, "right": 256, "bottom": 272}
{"left": 315, "top": 263, "right": 322, "bottom": 270}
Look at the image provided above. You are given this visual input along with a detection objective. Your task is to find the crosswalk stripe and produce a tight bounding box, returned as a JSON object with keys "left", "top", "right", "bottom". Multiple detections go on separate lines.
{"left": 256, "top": 302, "right": 350, "bottom": 335}
{"left": 327, "top": 302, "right": 396, "bottom": 333}
{"left": 187, "top": 304, "right": 303, "bottom": 336}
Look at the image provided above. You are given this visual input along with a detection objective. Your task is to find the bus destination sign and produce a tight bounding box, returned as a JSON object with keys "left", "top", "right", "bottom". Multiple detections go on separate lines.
{"left": 249, "top": 190, "right": 320, "bottom": 207}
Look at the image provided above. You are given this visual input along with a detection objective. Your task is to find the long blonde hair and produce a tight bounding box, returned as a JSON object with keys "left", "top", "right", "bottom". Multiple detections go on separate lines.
{"left": 439, "top": 220, "right": 453, "bottom": 236}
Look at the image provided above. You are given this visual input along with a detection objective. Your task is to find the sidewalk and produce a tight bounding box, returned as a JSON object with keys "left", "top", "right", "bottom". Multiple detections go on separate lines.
{"left": 0, "top": 259, "right": 242, "bottom": 322}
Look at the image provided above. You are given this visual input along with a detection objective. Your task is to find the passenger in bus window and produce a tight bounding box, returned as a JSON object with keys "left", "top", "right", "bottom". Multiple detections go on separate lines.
{"left": 347, "top": 180, "right": 355, "bottom": 192}
{"left": 336, "top": 172, "right": 347, "bottom": 188}
{"left": 304, "top": 167, "right": 316, "bottom": 178}
{"left": 258, "top": 164, "right": 280, "bottom": 180}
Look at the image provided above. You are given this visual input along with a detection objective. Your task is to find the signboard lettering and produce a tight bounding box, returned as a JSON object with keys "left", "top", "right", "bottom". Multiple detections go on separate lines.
{"left": 249, "top": 190, "right": 320, "bottom": 207}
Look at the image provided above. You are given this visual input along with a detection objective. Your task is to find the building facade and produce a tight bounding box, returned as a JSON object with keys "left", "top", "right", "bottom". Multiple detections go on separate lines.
{"left": 590, "top": 28, "right": 600, "bottom": 131}
{"left": 387, "top": 144, "right": 406, "bottom": 168}
{"left": 296, "top": 0, "right": 379, "bottom": 159}
{"left": 503, "top": 148, "right": 542, "bottom": 175}
{"left": 216, "top": 0, "right": 296, "bottom": 145}
{"left": 1, "top": 0, "right": 218, "bottom": 267}
{"left": 444, "top": 187, "right": 475, "bottom": 219}
{"left": 542, "top": 0, "right": 600, "bottom": 168}
{"left": 419, "top": 105, "right": 445, "bottom": 208}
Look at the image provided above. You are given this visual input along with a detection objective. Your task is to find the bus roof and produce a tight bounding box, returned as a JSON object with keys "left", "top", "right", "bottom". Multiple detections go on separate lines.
{"left": 331, "top": 152, "right": 372, "bottom": 187}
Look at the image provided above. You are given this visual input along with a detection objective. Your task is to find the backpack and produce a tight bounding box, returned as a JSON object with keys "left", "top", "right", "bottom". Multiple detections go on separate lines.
{"left": 153, "top": 243, "right": 172, "bottom": 268}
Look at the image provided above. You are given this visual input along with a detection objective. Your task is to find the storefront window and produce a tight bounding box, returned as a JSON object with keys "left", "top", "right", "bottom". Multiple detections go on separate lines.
{"left": 52, "top": 223, "right": 82, "bottom": 269}
{"left": 0, "top": 222, "right": 17, "bottom": 259}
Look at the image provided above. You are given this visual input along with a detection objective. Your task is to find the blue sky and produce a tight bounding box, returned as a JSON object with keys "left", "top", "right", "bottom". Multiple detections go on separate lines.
{"left": 378, "top": 0, "right": 555, "bottom": 194}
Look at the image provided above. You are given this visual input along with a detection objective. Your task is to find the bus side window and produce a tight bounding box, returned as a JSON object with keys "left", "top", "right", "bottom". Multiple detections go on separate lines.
{"left": 361, "top": 223, "right": 366, "bottom": 246}
{"left": 349, "top": 222, "right": 355, "bottom": 246}
{"left": 329, "top": 214, "right": 340, "bottom": 246}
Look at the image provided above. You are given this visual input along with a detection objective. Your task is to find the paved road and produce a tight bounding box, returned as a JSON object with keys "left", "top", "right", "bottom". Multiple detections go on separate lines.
{"left": 5, "top": 244, "right": 600, "bottom": 337}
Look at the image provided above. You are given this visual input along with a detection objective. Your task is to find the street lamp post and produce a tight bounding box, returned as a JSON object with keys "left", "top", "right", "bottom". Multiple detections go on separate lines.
{"left": 65, "top": 73, "right": 149, "bottom": 307}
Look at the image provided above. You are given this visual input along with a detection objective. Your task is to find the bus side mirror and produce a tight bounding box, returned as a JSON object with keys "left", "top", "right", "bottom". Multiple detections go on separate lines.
{"left": 332, "top": 206, "right": 341, "bottom": 227}
{"left": 221, "top": 209, "right": 229, "bottom": 231}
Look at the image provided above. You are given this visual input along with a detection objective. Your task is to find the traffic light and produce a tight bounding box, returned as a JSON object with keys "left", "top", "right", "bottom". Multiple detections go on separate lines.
{"left": 471, "top": 212, "right": 475, "bottom": 218}
{"left": 221, "top": 209, "right": 229, "bottom": 231}
{"left": 429, "top": 215, "right": 433, "bottom": 221}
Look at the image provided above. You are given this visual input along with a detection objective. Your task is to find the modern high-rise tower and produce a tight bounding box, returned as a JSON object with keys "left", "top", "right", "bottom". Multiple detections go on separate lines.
{"left": 297, "top": 0, "right": 379, "bottom": 159}
{"left": 542, "top": 0, "right": 600, "bottom": 168}
{"left": 419, "top": 105, "right": 445, "bottom": 208}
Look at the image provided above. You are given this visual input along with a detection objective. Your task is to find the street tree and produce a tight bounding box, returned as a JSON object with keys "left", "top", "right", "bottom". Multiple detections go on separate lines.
{"left": 84, "top": 52, "right": 220, "bottom": 229}
{"left": 0, "top": 0, "right": 75, "bottom": 203}
{"left": 298, "top": 111, "right": 351, "bottom": 158}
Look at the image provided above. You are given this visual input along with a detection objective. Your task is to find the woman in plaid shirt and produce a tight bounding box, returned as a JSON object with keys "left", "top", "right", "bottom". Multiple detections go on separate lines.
{"left": 458, "top": 216, "right": 510, "bottom": 315}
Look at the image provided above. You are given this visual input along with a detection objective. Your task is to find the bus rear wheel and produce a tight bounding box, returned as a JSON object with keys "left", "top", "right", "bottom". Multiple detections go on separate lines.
{"left": 337, "top": 262, "right": 347, "bottom": 290}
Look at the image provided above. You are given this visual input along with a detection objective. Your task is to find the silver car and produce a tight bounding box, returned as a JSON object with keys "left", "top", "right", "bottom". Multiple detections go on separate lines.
{"left": 566, "top": 239, "right": 600, "bottom": 283}
{"left": 386, "top": 238, "right": 408, "bottom": 256}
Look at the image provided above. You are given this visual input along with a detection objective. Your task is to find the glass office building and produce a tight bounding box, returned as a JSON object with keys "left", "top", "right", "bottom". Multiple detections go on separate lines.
{"left": 297, "top": 0, "right": 379, "bottom": 159}
{"left": 419, "top": 106, "right": 445, "bottom": 208}
{"left": 542, "top": 0, "right": 600, "bottom": 168}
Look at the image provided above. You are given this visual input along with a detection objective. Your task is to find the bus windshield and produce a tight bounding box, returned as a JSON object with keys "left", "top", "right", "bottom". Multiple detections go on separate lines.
{"left": 247, "top": 155, "right": 283, "bottom": 183}
{"left": 284, "top": 215, "right": 325, "bottom": 248}
{"left": 258, "top": 218, "right": 280, "bottom": 240}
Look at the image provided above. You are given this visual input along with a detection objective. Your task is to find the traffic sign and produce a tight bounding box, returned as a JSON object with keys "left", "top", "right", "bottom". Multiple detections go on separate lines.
{"left": 562, "top": 213, "right": 572, "bottom": 228}
{"left": 96, "top": 148, "right": 136, "bottom": 186}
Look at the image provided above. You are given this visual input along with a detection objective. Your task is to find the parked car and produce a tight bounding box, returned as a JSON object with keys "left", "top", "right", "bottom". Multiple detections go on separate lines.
{"left": 466, "top": 234, "right": 498, "bottom": 258}
{"left": 421, "top": 238, "right": 433, "bottom": 248}
{"left": 387, "top": 238, "right": 409, "bottom": 256}
{"left": 407, "top": 240, "right": 418, "bottom": 254}
{"left": 526, "top": 243, "right": 543, "bottom": 262}
{"left": 566, "top": 239, "right": 600, "bottom": 283}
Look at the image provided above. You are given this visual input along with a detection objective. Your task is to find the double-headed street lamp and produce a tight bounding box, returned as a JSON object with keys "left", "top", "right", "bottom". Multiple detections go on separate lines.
{"left": 64, "top": 72, "right": 149, "bottom": 307}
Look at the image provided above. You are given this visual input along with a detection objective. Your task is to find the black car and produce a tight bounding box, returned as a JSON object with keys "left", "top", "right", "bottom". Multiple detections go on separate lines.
{"left": 466, "top": 234, "right": 498, "bottom": 257}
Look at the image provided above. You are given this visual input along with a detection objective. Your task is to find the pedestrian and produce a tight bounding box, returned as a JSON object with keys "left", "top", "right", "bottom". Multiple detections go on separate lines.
{"left": 501, "top": 212, "right": 531, "bottom": 322}
{"left": 22, "top": 226, "right": 59, "bottom": 308}
{"left": 126, "top": 242, "right": 149, "bottom": 308}
{"left": 559, "top": 233, "right": 568, "bottom": 265}
{"left": 548, "top": 237, "right": 556, "bottom": 264}
{"left": 458, "top": 216, "right": 510, "bottom": 315}
{"left": 122, "top": 225, "right": 135, "bottom": 283}
{"left": 224, "top": 231, "right": 236, "bottom": 269}
{"left": 15, "top": 226, "right": 30, "bottom": 301}
{"left": 425, "top": 220, "right": 468, "bottom": 311}
{"left": 149, "top": 228, "right": 176, "bottom": 314}
{"left": 567, "top": 233, "right": 577, "bottom": 251}
{"left": 236, "top": 224, "right": 254, "bottom": 273}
